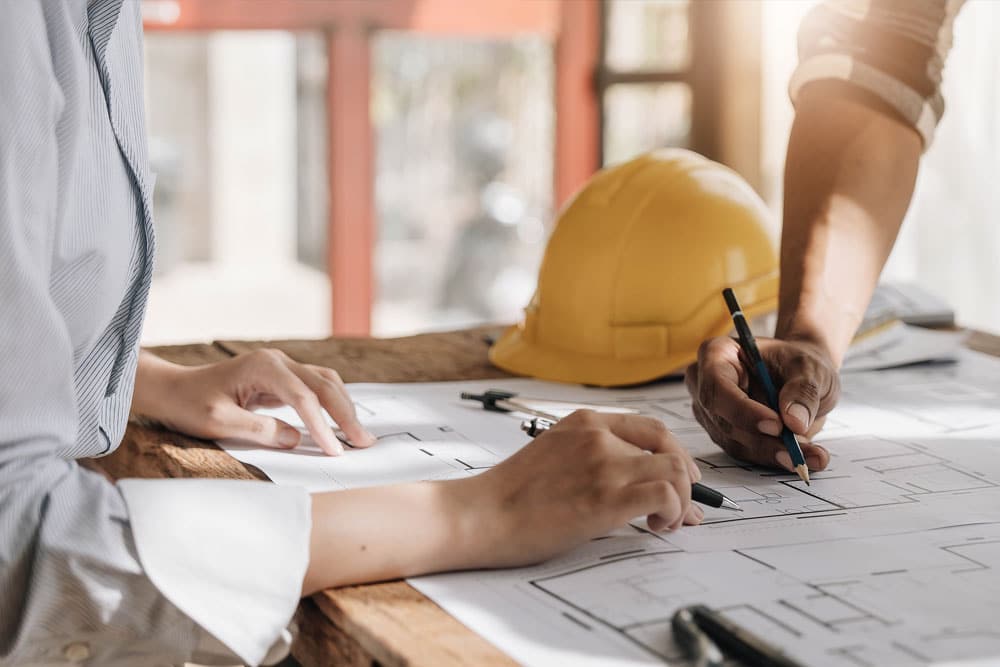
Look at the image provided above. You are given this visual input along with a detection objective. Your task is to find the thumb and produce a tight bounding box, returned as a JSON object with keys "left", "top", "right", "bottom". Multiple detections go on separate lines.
{"left": 778, "top": 376, "right": 822, "bottom": 436}
{"left": 227, "top": 406, "right": 303, "bottom": 449}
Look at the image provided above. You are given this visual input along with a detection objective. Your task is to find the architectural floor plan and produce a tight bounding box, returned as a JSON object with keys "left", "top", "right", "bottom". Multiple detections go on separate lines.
{"left": 220, "top": 349, "right": 1000, "bottom": 666}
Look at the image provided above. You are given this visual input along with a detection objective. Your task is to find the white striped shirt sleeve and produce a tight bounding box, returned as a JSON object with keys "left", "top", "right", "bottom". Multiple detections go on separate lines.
{"left": 0, "top": 3, "right": 312, "bottom": 665}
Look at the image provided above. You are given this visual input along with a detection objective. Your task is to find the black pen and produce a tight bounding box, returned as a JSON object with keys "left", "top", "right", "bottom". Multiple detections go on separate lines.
{"left": 722, "top": 288, "right": 810, "bottom": 485}
{"left": 672, "top": 607, "right": 725, "bottom": 667}
{"left": 689, "top": 604, "right": 807, "bottom": 667}
{"left": 521, "top": 417, "right": 742, "bottom": 511}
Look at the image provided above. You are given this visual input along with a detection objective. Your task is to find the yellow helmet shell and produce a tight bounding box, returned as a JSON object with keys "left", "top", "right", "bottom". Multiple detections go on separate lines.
{"left": 489, "top": 149, "right": 779, "bottom": 387}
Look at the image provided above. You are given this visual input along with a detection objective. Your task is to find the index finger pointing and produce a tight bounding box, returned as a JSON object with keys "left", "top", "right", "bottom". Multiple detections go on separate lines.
{"left": 300, "top": 366, "right": 376, "bottom": 448}
{"left": 268, "top": 365, "right": 344, "bottom": 456}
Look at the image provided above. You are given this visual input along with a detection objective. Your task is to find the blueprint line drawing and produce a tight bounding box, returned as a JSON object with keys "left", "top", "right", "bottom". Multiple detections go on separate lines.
{"left": 220, "top": 351, "right": 1000, "bottom": 666}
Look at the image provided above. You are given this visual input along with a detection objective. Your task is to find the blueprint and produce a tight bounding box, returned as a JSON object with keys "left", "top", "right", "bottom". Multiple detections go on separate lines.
{"left": 219, "top": 348, "right": 1000, "bottom": 666}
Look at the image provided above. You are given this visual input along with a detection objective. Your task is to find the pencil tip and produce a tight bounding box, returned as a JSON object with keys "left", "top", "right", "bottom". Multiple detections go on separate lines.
{"left": 795, "top": 464, "right": 811, "bottom": 486}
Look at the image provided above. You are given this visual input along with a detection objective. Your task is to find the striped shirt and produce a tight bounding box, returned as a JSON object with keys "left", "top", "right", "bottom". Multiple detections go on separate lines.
{"left": 790, "top": 0, "right": 966, "bottom": 148}
{"left": 0, "top": 2, "right": 309, "bottom": 665}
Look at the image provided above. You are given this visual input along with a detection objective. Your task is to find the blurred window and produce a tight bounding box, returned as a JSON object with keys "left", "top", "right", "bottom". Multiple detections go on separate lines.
{"left": 142, "top": 31, "right": 329, "bottom": 345}
{"left": 603, "top": 83, "right": 691, "bottom": 166}
{"left": 371, "top": 34, "right": 554, "bottom": 336}
{"left": 600, "top": 0, "right": 692, "bottom": 164}
{"left": 605, "top": 0, "right": 690, "bottom": 72}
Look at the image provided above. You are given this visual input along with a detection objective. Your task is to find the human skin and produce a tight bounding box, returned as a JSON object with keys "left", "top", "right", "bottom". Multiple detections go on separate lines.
{"left": 686, "top": 85, "right": 922, "bottom": 472}
{"left": 132, "top": 354, "right": 703, "bottom": 593}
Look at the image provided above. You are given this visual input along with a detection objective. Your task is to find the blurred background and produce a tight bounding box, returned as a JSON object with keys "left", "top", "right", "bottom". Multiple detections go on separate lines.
{"left": 139, "top": 0, "right": 1000, "bottom": 345}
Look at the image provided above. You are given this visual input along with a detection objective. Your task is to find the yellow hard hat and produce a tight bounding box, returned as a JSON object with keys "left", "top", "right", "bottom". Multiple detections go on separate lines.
{"left": 489, "top": 148, "right": 779, "bottom": 387}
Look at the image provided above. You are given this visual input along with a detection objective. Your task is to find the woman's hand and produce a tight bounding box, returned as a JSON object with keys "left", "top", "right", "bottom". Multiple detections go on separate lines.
{"left": 449, "top": 410, "right": 704, "bottom": 569}
{"left": 303, "top": 410, "right": 703, "bottom": 591}
{"left": 133, "top": 349, "right": 376, "bottom": 455}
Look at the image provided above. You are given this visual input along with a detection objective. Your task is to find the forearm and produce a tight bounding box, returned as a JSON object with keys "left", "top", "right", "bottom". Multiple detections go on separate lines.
{"left": 302, "top": 479, "right": 483, "bottom": 594}
{"left": 777, "top": 87, "right": 922, "bottom": 365}
{"left": 132, "top": 350, "right": 186, "bottom": 420}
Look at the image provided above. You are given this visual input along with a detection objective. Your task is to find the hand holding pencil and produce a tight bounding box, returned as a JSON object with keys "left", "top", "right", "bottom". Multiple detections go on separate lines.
{"left": 683, "top": 289, "right": 840, "bottom": 477}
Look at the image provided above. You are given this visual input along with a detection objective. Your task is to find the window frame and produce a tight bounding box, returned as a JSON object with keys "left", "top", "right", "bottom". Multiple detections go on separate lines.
{"left": 143, "top": 0, "right": 601, "bottom": 335}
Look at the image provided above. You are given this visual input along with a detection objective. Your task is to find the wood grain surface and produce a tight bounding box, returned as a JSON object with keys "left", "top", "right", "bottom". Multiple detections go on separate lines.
{"left": 216, "top": 325, "right": 514, "bottom": 383}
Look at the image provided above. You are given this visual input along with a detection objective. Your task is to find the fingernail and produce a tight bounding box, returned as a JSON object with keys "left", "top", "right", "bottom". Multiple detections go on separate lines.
{"left": 363, "top": 429, "right": 377, "bottom": 446}
{"left": 775, "top": 450, "right": 794, "bottom": 472}
{"left": 694, "top": 505, "right": 705, "bottom": 520}
{"left": 805, "top": 444, "right": 829, "bottom": 471}
{"left": 278, "top": 427, "right": 300, "bottom": 448}
{"left": 786, "top": 402, "right": 811, "bottom": 430}
{"left": 688, "top": 459, "right": 703, "bottom": 482}
{"left": 757, "top": 420, "right": 781, "bottom": 436}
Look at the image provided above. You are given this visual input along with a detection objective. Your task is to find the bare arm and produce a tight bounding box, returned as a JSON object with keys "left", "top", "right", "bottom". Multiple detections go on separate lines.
{"left": 778, "top": 85, "right": 922, "bottom": 365}
{"left": 685, "top": 0, "right": 963, "bottom": 470}
{"left": 133, "top": 349, "right": 703, "bottom": 593}
{"left": 302, "top": 411, "right": 705, "bottom": 594}
{"left": 687, "top": 87, "right": 923, "bottom": 472}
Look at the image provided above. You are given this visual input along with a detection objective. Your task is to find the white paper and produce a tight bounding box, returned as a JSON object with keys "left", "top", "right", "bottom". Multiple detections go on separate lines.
{"left": 219, "top": 349, "right": 1000, "bottom": 666}
{"left": 843, "top": 321, "right": 967, "bottom": 372}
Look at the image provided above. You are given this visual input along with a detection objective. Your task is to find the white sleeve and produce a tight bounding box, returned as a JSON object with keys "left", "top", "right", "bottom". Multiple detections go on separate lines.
{"left": 0, "top": 4, "right": 311, "bottom": 665}
{"left": 119, "top": 479, "right": 311, "bottom": 666}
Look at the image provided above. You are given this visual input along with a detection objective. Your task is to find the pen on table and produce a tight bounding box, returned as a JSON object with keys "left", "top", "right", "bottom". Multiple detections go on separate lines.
{"left": 461, "top": 389, "right": 639, "bottom": 422}
{"left": 688, "top": 604, "right": 808, "bottom": 667}
{"left": 521, "top": 417, "right": 742, "bottom": 512}
{"left": 671, "top": 607, "right": 725, "bottom": 667}
{"left": 722, "top": 288, "right": 811, "bottom": 486}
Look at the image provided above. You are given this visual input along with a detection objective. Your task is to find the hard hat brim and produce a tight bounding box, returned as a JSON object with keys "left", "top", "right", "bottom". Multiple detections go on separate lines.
{"left": 489, "top": 294, "right": 778, "bottom": 388}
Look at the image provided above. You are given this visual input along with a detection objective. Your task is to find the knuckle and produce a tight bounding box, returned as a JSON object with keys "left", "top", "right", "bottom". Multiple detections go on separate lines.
{"left": 571, "top": 409, "right": 601, "bottom": 428}
{"left": 204, "top": 400, "right": 226, "bottom": 426}
{"left": 646, "top": 417, "right": 669, "bottom": 436}
{"left": 288, "top": 389, "right": 315, "bottom": 406}
{"left": 258, "top": 348, "right": 287, "bottom": 366}
{"left": 592, "top": 474, "right": 618, "bottom": 505}
{"left": 656, "top": 482, "right": 677, "bottom": 511}
{"left": 795, "top": 380, "right": 821, "bottom": 404}
{"left": 652, "top": 481, "right": 674, "bottom": 507}
{"left": 666, "top": 451, "right": 686, "bottom": 472}
{"left": 698, "top": 337, "right": 723, "bottom": 359}
{"left": 582, "top": 429, "right": 614, "bottom": 455}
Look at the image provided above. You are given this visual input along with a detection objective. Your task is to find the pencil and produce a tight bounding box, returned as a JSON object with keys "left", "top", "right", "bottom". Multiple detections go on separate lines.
{"left": 521, "top": 418, "right": 743, "bottom": 511}
{"left": 721, "top": 288, "right": 810, "bottom": 485}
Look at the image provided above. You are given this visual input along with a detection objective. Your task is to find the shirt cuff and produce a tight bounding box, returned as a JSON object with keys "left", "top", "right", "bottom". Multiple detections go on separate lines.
{"left": 789, "top": 54, "right": 940, "bottom": 149}
{"left": 118, "top": 478, "right": 311, "bottom": 666}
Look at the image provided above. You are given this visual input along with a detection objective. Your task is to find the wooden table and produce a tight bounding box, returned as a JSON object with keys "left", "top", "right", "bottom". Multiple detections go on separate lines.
{"left": 90, "top": 326, "right": 518, "bottom": 667}
{"left": 89, "top": 326, "right": 1000, "bottom": 666}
